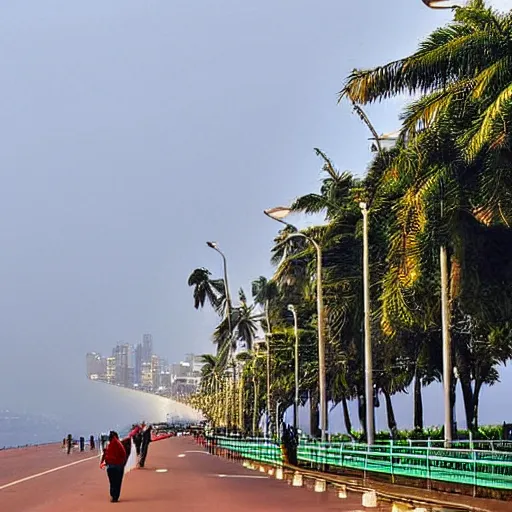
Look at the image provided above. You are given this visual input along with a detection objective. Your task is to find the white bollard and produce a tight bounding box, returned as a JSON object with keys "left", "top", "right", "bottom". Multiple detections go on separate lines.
{"left": 268, "top": 467, "right": 275, "bottom": 476}
{"left": 292, "top": 472, "right": 303, "bottom": 487}
{"left": 362, "top": 490, "right": 378, "bottom": 508}
{"left": 392, "top": 503, "right": 413, "bottom": 512}
{"left": 314, "top": 479, "right": 326, "bottom": 493}
{"left": 337, "top": 485, "right": 347, "bottom": 499}
{"left": 275, "top": 467, "right": 284, "bottom": 480}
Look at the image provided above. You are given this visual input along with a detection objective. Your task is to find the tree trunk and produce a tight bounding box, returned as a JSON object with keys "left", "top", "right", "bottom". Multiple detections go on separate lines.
{"left": 382, "top": 388, "right": 397, "bottom": 437}
{"left": 309, "top": 392, "right": 320, "bottom": 438}
{"left": 459, "top": 376, "right": 475, "bottom": 432}
{"left": 473, "top": 380, "right": 483, "bottom": 430}
{"left": 357, "top": 394, "right": 366, "bottom": 438}
{"left": 341, "top": 394, "right": 353, "bottom": 439}
{"left": 252, "top": 377, "right": 259, "bottom": 434}
{"left": 413, "top": 369, "right": 424, "bottom": 431}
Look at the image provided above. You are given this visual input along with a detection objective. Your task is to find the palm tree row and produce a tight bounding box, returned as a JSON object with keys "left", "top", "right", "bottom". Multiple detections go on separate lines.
{"left": 188, "top": 0, "right": 512, "bottom": 438}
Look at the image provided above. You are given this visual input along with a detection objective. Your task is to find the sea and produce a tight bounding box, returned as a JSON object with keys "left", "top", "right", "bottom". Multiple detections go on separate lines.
{"left": 2, "top": 365, "right": 512, "bottom": 448}
{"left": 0, "top": 380, "right": 201, "bottom": 449}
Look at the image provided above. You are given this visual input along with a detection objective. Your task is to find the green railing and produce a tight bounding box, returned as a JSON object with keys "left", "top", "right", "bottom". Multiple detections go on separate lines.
{"left": 298, "top": 440, "right": 512, "bottom": 490}
{"left": 207, "top": 436, "right": 512, "bottom": 490}
{"left": 212, "top": 436, "right": 282, "bottom": 465}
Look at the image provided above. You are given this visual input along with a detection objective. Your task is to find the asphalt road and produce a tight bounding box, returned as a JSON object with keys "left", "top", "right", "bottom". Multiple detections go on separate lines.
{"left": 0, "top": 437, "right": 390, "bottom": 511}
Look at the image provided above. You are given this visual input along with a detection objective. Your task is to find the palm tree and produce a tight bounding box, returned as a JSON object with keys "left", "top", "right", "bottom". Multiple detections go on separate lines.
{"left": 187, "top": 268, "right": 226, "bottom": 314}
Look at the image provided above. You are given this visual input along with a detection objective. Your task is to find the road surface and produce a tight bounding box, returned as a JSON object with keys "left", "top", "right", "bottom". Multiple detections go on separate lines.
{"left": 0, "top": 437, "right": 389, "bottom": 511}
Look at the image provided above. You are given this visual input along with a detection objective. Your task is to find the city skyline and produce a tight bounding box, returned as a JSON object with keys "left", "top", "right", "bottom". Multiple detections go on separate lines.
{"left": 86, "top": 333, "right": 204, "bottom": 400}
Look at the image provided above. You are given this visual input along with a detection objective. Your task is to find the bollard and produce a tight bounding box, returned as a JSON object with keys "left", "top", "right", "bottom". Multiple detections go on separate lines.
{"left": 79, "top": 437, "right": 85, "bottom": 452}
{"left": 90, "top": 435, "right": 95, "bottom": 450}
{"left": 392, "top": 503, "right": 413, "bottom": 512}
{"left": 337, "top": 484, "right": 347, "bottom": 499}
{"left": 66, "top": 434, "right": 72, "bottom": 455}
{"left": 292, "top": 472, "right": 303, "bottom": 487}
{"left": 362, "top": 490, "right": 378, "bottom": 508}
{"left": 275, "top": 467, "right": 284, "bottom": 480}
{"left": 314, "top": 479, "right": 326, "bottom": 493}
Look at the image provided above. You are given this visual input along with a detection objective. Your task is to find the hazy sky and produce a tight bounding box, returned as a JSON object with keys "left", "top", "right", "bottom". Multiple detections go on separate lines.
{"left": 0, "top": 1, "right": 510, "bottom": 424}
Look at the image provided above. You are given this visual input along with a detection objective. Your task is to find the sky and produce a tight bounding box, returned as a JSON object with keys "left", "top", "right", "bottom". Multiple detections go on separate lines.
{"left": 0, "top": 0, "right": 510, "bottom": 430}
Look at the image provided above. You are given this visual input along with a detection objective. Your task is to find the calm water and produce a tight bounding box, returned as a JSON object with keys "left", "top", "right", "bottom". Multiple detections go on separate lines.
{"left": 0, "top": 380, "right": 201, "bottom": 448}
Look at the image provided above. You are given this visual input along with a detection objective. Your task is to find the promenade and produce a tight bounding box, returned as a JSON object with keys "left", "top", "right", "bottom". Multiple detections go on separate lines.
{"left": 0, "top": 437, "right": 389, "bottom": 511}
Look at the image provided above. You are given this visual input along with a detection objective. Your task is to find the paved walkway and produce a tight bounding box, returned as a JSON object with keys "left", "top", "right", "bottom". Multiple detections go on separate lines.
{"left": 0, "top": 438, "right": 389, "bottom": 511}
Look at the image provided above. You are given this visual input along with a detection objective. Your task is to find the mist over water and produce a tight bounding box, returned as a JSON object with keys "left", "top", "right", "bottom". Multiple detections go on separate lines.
{"left": 0, "top": 379, "right": 201, "bottom": 448}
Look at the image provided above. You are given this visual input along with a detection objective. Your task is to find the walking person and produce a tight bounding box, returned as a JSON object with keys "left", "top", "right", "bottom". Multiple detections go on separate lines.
{"left": 138, "top": 423, "right": 152, "bottom": 468}
{"left": 100, "top": 431, "right": 127, "bottom": 503}
{"left": 129, "top": 423, "right": 143, "bottom": 456}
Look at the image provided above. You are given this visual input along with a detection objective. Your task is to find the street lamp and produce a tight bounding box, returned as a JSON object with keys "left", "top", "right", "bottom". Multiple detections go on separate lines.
{"left": 207, "top": 241, "right": 235, "bottom": 429}
{"left": 264, "top": 207, "right": 327, "bottom": 442}
{"left": 206, "top": 241, "right": 233, "bottom": 333}
{"left": 422, "top": 0, "right": 463, "bottom": 8}
{"left": 360, "top": 202, "right": 374, "bottom": 445}
{"left": 253, "top": 337, "right": 271, "bottom": 437}
{"left": 288, "top": 304, "right": 300, "bottom": 432}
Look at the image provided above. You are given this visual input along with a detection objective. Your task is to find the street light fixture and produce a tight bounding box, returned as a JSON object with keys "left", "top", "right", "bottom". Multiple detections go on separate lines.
{"left": 264, "top": 207, "right": 327, "bottom": 442}
{"left": 422, "top": 0, "right": 463, "bottom": 8}
{"left": 206, "top": 241, "right": 235, "bottom": 429}
{"left": 288, "top": 304, "right": 300, "bottom": 432}
{"left": 359, "top": 202, "right": 375, "bottom": 445}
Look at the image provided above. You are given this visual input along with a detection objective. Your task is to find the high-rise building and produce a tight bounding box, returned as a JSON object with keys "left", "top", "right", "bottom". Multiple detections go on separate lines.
{"left": 151, "top": 354, "right": 161, "bottom": 389}
{"left": 142, "top": 334, "right": 153, "bottom": 363}
{"left": 106, "top": 357, "right": 116, "bottom": 384}
{"left": 112, "top": 343, "right": 134, "bottom": 387}
{"left": 134, "top": 343, "right": 143, "bottom": 385}
{"left": 141, "top": 362, "right": 152, "bottom": 389}
{"left": 86, "top": 352, "right": 106, "bottom": 379}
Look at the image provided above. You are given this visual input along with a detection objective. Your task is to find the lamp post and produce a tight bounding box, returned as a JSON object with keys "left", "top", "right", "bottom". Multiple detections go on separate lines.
{"left": 206, "top": 241, "right": 233, "bottom": 334}
{"left": 207, "top": 241, "right": 235, "bottom": 429}
{"left": 420, "top": 0, "right": 463, "bottom": 446}
{"left": 288, "top": 304, "right": 300, "bottom": 431}
{"left": 264, "top": 207, "right": 327, "bottom": 442}
{"left": 421, "top": 0, "right": 463, "bottom": 8}
{"left": 360, "top": 202, "right": 374, "bottom": 445}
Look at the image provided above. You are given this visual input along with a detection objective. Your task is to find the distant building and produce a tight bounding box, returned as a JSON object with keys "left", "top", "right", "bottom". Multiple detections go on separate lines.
{"left": 106, "top": 357, "right": 116, "bottom": 384}
{"left": 142, "top": 334, "right": 153, "bottom": 363}
{"left": 112, "top": 343, "right": 134, "bottom": 387}
{"left": 151, "top": 354, "right": 161, "bottom": 389}
{"left": 185, "top": 353, "right": 205, "bottom": 376}
{"left": 134, "top": 343, "right": 143, "bottom": 385}
{"left": 141, "top": 362, "right": 152, "bottom": 389}
{"left": 86, "top": 352, "right": 106, "bottom": 380}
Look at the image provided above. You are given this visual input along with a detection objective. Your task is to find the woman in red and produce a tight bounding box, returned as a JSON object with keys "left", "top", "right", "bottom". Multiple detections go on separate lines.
{"left": 100, "top": 431, "right": 127, "bottom": 503}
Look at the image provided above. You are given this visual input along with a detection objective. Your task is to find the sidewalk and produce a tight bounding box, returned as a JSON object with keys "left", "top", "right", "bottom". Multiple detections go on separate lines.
{"left": 2, "top": 437, "right": 389, "bottom": 511}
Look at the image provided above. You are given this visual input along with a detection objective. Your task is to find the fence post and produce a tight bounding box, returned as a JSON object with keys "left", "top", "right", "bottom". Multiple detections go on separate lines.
{"left": 390, "top": 439, "right": 394, "bottom": 484}
{"left": 472, "top": 449, "right": 477, "bottom": 497}
{"left": 426, "top": 441, "right": 431, "bottom": 491}
{"left": 364, "top": 442, "right": 369, "bottom": 482}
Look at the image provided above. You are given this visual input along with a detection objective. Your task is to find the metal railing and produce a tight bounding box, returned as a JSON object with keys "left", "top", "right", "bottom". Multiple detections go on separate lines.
{"left": 206, "top": 435, "right": 512, "bottom": 491}
{"left": 206, "top": 436, "right": 283, "bottom": 465}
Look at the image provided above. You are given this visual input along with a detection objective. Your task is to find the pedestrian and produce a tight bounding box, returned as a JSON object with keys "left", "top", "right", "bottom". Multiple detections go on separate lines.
{"left": 138, "top": 423, "right": 152, "bottom": 468}
{"left": 129, "top": 423, "right": 143, "bottom": 456}
{"left": 100, "top": 431, "right": 127, "bottom": 503}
